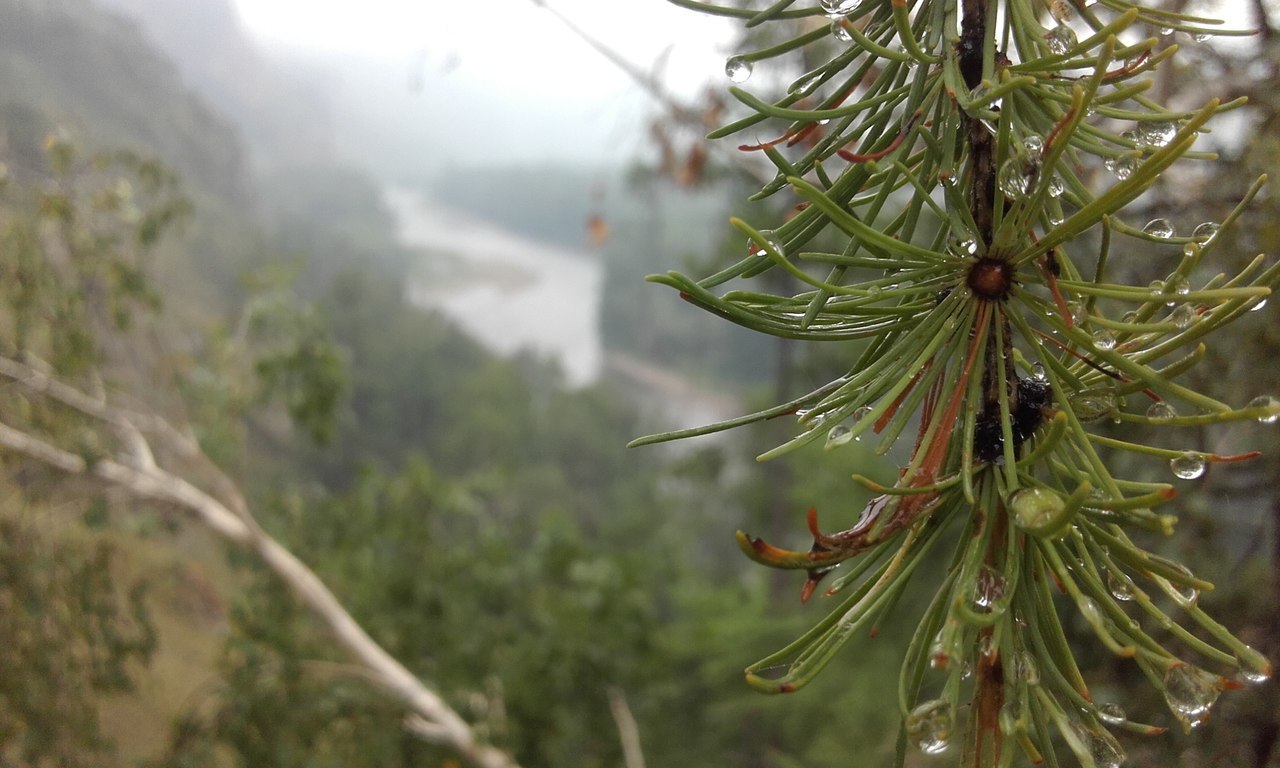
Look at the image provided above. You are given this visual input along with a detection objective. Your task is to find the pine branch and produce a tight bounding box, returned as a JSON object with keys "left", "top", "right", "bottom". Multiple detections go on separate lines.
{"left": 648, "top": 0, "right": 1278, "bottom": 764}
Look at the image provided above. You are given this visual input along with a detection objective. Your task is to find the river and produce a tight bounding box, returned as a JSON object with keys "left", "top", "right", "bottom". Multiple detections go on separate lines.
{"left": 387, "top": 187, "right": 603, "bottom": 387}
{"left": 387, "top": 187, "right": 739, "bottom": 433}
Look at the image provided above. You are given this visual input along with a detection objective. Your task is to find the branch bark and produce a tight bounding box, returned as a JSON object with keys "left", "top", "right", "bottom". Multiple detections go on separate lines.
{"left": 959, "top": 0, "right": 997, "bottom": 247}
{"left": 607, "top": 686, "right": 647, "bottom": 768}
{"left": 0, "top": 358, "right": 519, "bottom": 768}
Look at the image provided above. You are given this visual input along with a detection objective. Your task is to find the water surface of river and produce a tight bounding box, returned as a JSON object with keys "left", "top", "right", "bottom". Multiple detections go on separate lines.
{"left": 389, "top": 186, "right": 740, "bottom": 433}
{"left": 387, "top": 187, "right": 603, "bottom": 387}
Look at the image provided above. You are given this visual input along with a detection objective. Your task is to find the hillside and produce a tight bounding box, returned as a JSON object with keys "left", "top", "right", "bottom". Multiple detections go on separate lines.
{"left": 0, "top": 0, "right": 248, "bottom": 202}
{"left": 95, "top": 0, "right": 335, "bottom": 172}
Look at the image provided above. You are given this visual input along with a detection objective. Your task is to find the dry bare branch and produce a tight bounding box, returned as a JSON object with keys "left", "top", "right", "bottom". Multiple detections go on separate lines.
{"left": 607, "top": 686, "right": 647, "bottom": 768}
{"left": 0, "top": 371, "right": 519, "bottom": 768}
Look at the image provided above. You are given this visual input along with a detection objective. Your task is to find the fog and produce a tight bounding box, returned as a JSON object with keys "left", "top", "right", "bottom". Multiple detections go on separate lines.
{"left": 5, "top": 1, "right": 1277, "bottom": 765}
{"left": 232, "top": 0, "right": 736, "bottom": 175}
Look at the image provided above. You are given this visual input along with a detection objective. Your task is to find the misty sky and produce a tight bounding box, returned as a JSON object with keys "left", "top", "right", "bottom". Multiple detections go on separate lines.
{"left": 232, "top": 0, "right": 737, "bottom": 171}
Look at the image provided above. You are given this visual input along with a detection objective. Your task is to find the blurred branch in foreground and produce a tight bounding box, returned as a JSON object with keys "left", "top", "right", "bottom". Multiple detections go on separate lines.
{"left": 0, "top": 351, "right": 520, "bottom": 768}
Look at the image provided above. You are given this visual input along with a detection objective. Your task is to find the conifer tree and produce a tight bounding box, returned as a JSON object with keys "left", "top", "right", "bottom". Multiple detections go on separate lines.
{"left": 636, "top": 2, "right": 1277, "bottom": 765}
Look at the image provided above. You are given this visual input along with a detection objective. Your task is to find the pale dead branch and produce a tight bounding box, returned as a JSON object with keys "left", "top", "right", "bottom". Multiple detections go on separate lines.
{"left": 0, "top": 356, "right": 519, "bottom": 768}
{"left": 607, "top": 685, "right": 647, "bottom": 768}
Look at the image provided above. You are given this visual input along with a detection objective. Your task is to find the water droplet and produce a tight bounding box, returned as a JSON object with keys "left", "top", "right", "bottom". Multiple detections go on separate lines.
{"left": 1008, "top": 487, "right": 1067, "bottom": 536}
{"left": 1023, "top": 134, "right": 1044, "bottom": 154}
{"left": 1170, "top": 303, "right": 1196, "bottom": 330}
{"left": 1084, "top": 726, "right": 1127, "bottom": 768}
{"left": 1104, "top": 155, "right": 1137, "bottom": 180}
{"left": 1108, "top": 569, "right": 1134, "bottom": 601}
{"left": 1250, "top": 296, "right": 1268, "bottom": 312}
{"left": 1193, "top": 30, "right": 1210, "bottom": 42}
{"left": 1032, "top": 362, "right": 1048, "bottom": 382}
{"left": 1015, "top": 650, "right": 1040, "bottom": 684}
{"left": 998, "top": 700, "right": 1022, "bottom": 736}
{"left": 949, "top": 237, "right": 978, "bottom": 258}
{"left": 1045, "top": 23, "right": 1077, "bottom": 55}
{"left": 830, "top": 19, "right": 853, "bottom": 42}
{"left": 725, "top": 56, "right": 753, "bottom": 83}
{"left": 1169, "top": 451, "right": 1206, "bottom": 479}
{"left": 973, "top": 565, "right": 1007, "bottom": 611}
{"left": 852, "top": 494, "right": 892, "bottom": 532}
{"left": 1137, "top": 120, "right": 1177, "bottom": 148}
{"left": 1146, "top": 401, "right": 1178, "bottom": 422}
{"left": 998, "top": 156, "right": 1037, "bottom": 198}
{"left": 819, "top": 0, "right": 859, "bottom": 16}
{"left": 1236, "top": 645, "right": 1273, "bottom": 684}
{"left": 758, "top": 230, "right": 785, "bottom": 257}
{"left": 1092, "top": 328, "right": 1116, "bottom": 350}
{"left": 1046, "top": 175, "right": 1064, "bottom": 198}
{"left": 977, "top": 632, "right": 996, "bottom": 659}
{"left": 1171, "top": 276, "right": 1190, "bottom": 296}
{"left": 1192, "top": 221, "right": 1220, "bottom": 242}
{"left": 825, "top": 424, "right": 853, "bottom": 449}
{"left": 1078, "top": 596, "right": 1104, "bottom": 626}
{"left": 1071, "top": 390, "right": 1117, "bottom": 422}
{"left": 1066, "top": 301, "right": 1087, "bottom": 326}
{"left": 929, "top": 633, "right": 948, "bottom": 670}
{"left": 1163, "top": 664, "right": 1221, "bottom": 726}
{"left": 1142, "top": 218, "right": 1175, "bottom": 238}
{"left": 1154, "top": 561, "right": 1200, "bottom": 607}
{"left": 795, "top": 408, "right": 827, "bottom": 431}
{"left": 1248, "top": 395, "right": 1280, "bottom": 424}
{"left": 1098, "top": 702, "right": 1127, "bottom": 726}
{"left": 1047, "top": 209, "right": 1064, "bottom": 226}
{"left": 907, "top": 699, "right": 954, "bottom": 755}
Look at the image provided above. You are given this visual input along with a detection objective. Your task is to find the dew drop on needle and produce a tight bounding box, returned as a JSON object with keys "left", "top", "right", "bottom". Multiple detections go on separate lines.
{"left": 725, "top": 56, "right": 752, "bottom": 83}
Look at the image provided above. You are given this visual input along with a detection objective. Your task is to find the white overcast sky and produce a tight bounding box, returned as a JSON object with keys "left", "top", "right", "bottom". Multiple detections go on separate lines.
{"left": 232, "top": 0, "right": 734, "bottom": 101}
{"left": 234, "top": 1, "right": 729, "bottom": 68}
{"left": 230, "top": 0, "right": 738, "bottom": 170}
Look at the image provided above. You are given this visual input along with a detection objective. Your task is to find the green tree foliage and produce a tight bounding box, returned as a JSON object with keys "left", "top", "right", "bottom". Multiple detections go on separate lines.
{"left": 0, "top": 132, "right": 188, "bottom": 373}
{"left": 0, "top": 509, "right": 156, "bottom": 767}
{"left": 154, "top": 456, "right": 667, "bottom": 767}
{"left": 0, "top": 126, "right": 352, "bottom": 765}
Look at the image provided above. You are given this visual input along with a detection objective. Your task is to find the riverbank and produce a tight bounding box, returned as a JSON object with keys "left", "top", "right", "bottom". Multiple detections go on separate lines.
{"left": 388, "top": 186, "right": 740, "bottom": 432}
